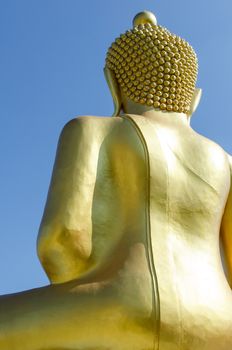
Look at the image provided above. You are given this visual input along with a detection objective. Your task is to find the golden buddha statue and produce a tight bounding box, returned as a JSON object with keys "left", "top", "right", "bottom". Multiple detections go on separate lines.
{"left": 0, "top": 10, "right": 232, "bottom": 350}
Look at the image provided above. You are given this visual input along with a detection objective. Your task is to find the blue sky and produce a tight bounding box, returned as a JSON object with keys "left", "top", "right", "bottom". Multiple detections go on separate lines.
{"left": 0, "top": 0, "right": 232, "bottom": 294}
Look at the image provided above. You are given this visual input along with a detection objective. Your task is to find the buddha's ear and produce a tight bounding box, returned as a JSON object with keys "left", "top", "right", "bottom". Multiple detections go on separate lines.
{"left": 104, "top": 66, "right": 122, "bottom": 117}
{"left": 189, "top": 88, "right": 202, "bottom": 116}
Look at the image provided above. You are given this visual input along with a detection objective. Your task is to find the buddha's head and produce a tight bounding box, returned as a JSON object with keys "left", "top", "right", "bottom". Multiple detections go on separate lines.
{"left": 105, "top": 11, "right": 201, "bottom": 117}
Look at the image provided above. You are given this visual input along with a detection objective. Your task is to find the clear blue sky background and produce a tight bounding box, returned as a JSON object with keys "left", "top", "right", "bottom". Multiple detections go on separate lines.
{"left": 0, "top": 0, "right": 232, "bottom": 294}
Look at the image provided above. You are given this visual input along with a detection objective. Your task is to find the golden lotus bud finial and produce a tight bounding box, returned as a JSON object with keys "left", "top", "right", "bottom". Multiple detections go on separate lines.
{"left": 133, "top": 11, "right": 157, "bottom": 27}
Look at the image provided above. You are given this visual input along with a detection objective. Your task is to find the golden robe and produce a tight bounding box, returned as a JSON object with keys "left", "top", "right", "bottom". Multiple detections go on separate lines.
{"left": 37, "top": 113, "right": 232, "bottom": 350}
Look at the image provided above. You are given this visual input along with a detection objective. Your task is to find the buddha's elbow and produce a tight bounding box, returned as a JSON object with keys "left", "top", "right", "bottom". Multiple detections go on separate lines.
{"left": 37, "top": 223, "right": 92, "bottom": 284}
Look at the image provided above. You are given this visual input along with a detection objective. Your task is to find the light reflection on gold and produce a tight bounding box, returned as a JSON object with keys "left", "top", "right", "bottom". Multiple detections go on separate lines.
{"left": 0, "top": 10, "right": 232, "bottom": 350}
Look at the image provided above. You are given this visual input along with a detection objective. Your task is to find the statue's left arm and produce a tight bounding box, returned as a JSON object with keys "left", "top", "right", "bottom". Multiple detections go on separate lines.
{"left": 37, "top": 116, "right": 107, "bottom": 284}
{"left": 220, "top": 155, "right": 232, "bottom": 288}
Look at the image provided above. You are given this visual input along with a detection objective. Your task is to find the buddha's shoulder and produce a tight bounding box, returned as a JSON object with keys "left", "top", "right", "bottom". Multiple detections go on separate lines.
{"left": 59, "top": 115, "right": 145, "bottom": 158}
{"left": 190, "top": 127, "right": 225, "bottom": 154}
{"left": 63, "top": 115, "right": 118, "bottom": 127}
{"left": 61, "top": 115, "right": 137, "bottom": 139}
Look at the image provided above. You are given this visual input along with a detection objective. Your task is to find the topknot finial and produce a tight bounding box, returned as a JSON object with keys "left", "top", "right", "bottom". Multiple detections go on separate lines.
{"left": 133, "top": 10, "right": 157, "bottom": 27}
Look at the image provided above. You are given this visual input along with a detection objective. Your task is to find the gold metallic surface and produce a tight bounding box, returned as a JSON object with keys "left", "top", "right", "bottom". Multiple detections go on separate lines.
{"left": 133, "top": 11, "right": 157, "bottom": 27}
{"left": 106, "top": 12, "right": 198, "bottom": 114}
{"left": 0, "top": 10, "right": 232, "bottom": 350}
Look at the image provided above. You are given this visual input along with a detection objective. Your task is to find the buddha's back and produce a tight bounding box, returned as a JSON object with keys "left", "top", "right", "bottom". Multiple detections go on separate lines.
{"left": 35, "top": 113, "right": 232, "bottom": 350}
{"left": 125, "top": 113, "right": 232, "bottom": 350}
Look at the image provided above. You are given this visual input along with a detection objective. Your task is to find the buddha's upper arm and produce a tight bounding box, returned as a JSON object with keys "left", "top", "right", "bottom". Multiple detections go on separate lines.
{"left": 37, "top": 116, "right": 109, "bottom": 283}
{"left": 220, "top": 154, "right": 232, "bottom": 287}
{"left": 37, "top": 115, "right": 145, "bottom": 284}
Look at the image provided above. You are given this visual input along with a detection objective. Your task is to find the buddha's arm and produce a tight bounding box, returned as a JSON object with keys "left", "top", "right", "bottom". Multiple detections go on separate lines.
{"left": 37, "top": 116, "right": 106, "bottom": 284}
{"left": 220, "top": 155, "right": 232, "bottom": 288}
{"left": 0, "top": 276, "right": 129, "bottom": 349}
{"left": 0, "top": 116, "right": 152, "bottom": 349}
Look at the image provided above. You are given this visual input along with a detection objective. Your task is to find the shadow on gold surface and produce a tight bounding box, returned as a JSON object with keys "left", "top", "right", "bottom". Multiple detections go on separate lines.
{"left": 0, "top": 10, "right": 232, "bottom": 350}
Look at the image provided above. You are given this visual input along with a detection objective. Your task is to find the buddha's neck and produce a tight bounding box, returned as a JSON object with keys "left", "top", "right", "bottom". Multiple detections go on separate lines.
{"left": 120, "top": 98, "right": 191, "bottom": 126}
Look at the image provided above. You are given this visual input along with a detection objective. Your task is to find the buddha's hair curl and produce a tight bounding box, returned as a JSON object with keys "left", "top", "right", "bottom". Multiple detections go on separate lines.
{"left": 105, "top": 23, "right": 198, "bottom": 114}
